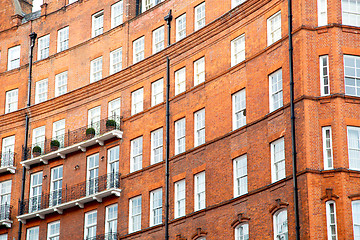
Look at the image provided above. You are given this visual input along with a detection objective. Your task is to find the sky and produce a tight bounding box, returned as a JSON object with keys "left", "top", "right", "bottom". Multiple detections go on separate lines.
{"left": 32, "top": 0, "right": 43, "bottom": 12}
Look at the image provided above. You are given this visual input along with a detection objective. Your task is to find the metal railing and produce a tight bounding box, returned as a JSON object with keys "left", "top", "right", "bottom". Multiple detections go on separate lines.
{"left": 19, "top": 172, "right": 121, "bottom": 215}
{"left": 0, "top": 204, "right": 11, "bottom": 221}
{"left": 85, "top": 233, "right": 119, "bottom": 240}
{"left": 0, "top": 151, "right": 15, "bottom": 168}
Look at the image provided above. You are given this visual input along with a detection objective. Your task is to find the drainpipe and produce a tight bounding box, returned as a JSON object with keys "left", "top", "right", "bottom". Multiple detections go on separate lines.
{"left": 18, "top": 32, "right": 37, "bottom": 240}
{"left": 164, "top": 10, "right": 172, "bottom": 240}
{"left": 288, "top": 1, "right": 300, "bottom": 239}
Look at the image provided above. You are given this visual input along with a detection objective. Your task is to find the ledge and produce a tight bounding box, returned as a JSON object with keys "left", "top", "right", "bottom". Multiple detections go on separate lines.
{"left": 0, "top": 166, "right": 15, "bottom": 174}
{"left": 0, "top": 219, "right": 12, "bottom": 228}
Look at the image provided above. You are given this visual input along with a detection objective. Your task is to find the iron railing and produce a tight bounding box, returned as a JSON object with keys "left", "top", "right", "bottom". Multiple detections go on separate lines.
{"left": 19, "top": 172, "right": 120, "bottom": 215}
{"left": 85, "top": 233, "right": 119, "bottom": 240}
{"left": 0, "top": 151, "right": 15, "bottom": 168}
{"left": 0, "top": 204, "right": 11, "bottom": 221}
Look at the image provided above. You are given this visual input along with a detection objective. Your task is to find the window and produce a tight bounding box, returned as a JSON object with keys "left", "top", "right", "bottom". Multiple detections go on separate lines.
{"left": 231, "top": 34, "right": 245, "bottom": 67}
{"left": 129, "top": 196, "right": 142, "bottom": 233}
{"left": 133, "top": 37, "right": 145, "bottom": 64}
{"left": 131, "top": 137, "right": 143, "bottom": 172}
{"left": 348, "top": 126, "right": 360, "bottom": 170}
{"left": 175, "top": 67, "right": 186, "bottom": 95}
{"left": 150, "top": 188, "right": 162, "bottom": 226}
{"left": 29, "top": 172, "right": 43, "bottom": 213}
{"left": 267, "top": 11, "right": 281, "bottom": 46}
{"left": 194, "top": 57, "right": 205, "bottom": 86}
{"left": 194, "top": 2, "right": 206, "bottom": 31}
{"left": 152, "top": 78, "right": 164, "bottom": 106}
{"left": 175, "top": 118, "right": 186, "bottom": 155}
{"left": 235, "top": 223, "right": 249, "bottom": 240}
{"left": 90, "top": 56, "right": 103, "bottom": 83}
{"left": 1, "top": 136, "right": 15, "bottom": 167}
{"left": 0, "top": 234, "right": 7, "bottom": 240}
{"left": 88, "top": 106, "right": 101, "bottom": 134}
{"left": 0, "top": 180, "right": 11, "bottom": 218}
{"left": 38, "top": 34, "right": 50, "bottom": 60}
{"left": 5, "top": 89, "right": 18, "bottom": 113}
{"left": 7, "top": 45, "right": 20, "bottom": 70}
{"left": 326, "top": 201, "right": 337, "bottom": 240}
{"left": 26, "top": 226, "right": 39, "bottom": 240}
{"left": 344, "top": 55, "right": 360, "bottom": 97}
{"left": 105, "top": 204, "right": 118, "bottom": 237}
{"left": 318, "top": 0, "right": 327, "bottom": 26}
{"left": 32, "top": 126, "right": 45, "bottom": 154}
{"left": 108, "top": 98, "right": 121, "bottom": 121}
{"left": 194, "top": 171, "right": 205, "bottom": 211}
{"left": 342, "top": 0, "right": 360, "bottom": 26}
{"left": 108, "top": 146, "right": 119, "bottom": 188}
{"left": 151, "top": 128, "right": 163, "bottom": 164}
{"left": 322, "top": 126, "right": 333, "bottom": 170}
{"left": 353, "top": 201, "right": 360, "bottom": 239}
{"left": 273, "top": 209, "right": 288, "bottom": 240}
{"left": 50, "top": 166, "right": 63, "bottom": 207}
{"left": 271, "top": 138, "right": 285, "bottom": 183}
{"left": 174, "top": 179, "right": 185, "bottom": 218}
{"left": 269, "top": 69, "right": 283, "bottom": 112}
{"left": 110, "top": 48, "right": 122, "bottom": 74}
{"left": 111, "top": 1, "right": 123, "bottom": 28}
{"left": 32, "top": 0, "right": 42, "bottom": 11}
{"left": 233, "top": 155, "right": 247, "bottom": 197}
{"left": 84, "top": 210, "right": 97, "bottom": 240}
{"left": 232, "top": 89, "right": 246, "bottom": 130}
{"left": 232, "top": 0, "right": 246, "bottom": 8}
{"left": 320, "top": 55, "right": 330, "bottom": 96}
{"left": 176, "top": 14, "right": 186, "bottom": 41}
{"left": 131, "top": 88, "right": 144, "bottom": 115}
{"left": 194, "top": 109, "right": 205, "bottom": 147}
{"left": 141, "top": 0, "right": 162, "bottom": 12}
{"left": 35, "top": 79, "right": 48, "bottom": 104}
{"left": 92, "top": 11, "right": 104, "bottom": 37}
{"left": 153, "top": 26, "right": 165, "bottom": 54}
{"left": 57, "top": 26, "right": 69, "bottom": 52}
{"left": 47, "top": 221, "right": 60, "bottom": 240}
{"left": 55, "top": 71, "right": 68, "bottom": 97}
{"left": 87, "top": 154, "right": 99, "bottom": 195}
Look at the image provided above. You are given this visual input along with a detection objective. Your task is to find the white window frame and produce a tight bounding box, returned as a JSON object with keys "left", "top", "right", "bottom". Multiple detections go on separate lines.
{"left": 110, "top": 47, "right": 122, "bottom": 74}
{"left": 7, "top": 45, "right": 20, "bottom": 71}
{"left": 47, "top": 221, "right": 60, "bottom": 240}
{"left": 111, "top": 1, "right": 123, "bottom": 28}
{"left": 88, "top": 106, "right": 101, "bottom": 134}
{"left": 26, "top": 226, "right": 39, "bottom": 240}
{"left": 194, "top": 109, "right": 205, "bottom": 147}
{"left": 194, "top": 2, "right": 206, "bottom": 31}
{"left": 344, "top": 55, "right": 360, "bottom": 97}
{"left": 130, "top": 137, "right": 143, "bottom": 172}
{"left": 176, "top": 14, "right": 186, "bottom": 41}
{"left": 271, "top": 137, "right": 286, "bottom": 183}
{"left": 57, "top": 26, "right": 69, "bottom": 53}
{"left": 129, "top": 195, "right": 142, "bottom": 233}
{"left": 0, "top": 180, "right": 12, "bottom": 209}
{"left": 320, "top": 55, "right": 330, "bottom": 96}
{"left": 235, "top": 223, "right": 249, "bottom": 240}
{"left": 90, "top": 56, "right": 103, "bottom": 83}
{"left": 175, "top": 67, "right": 186, "bottom": 95}
{"left": 38, "top": 34, "right": 50, "bottom": 61}
{"left": 273, "top": 209, "right": 288, "bottom": 240}
{"left": 194, "top": 171, "right": 205, "bottom": 211}
{"left": 131, "top": 88, "right": 144, "bottom": 115}
{"left": 151, "top": 128, "right": 163, "bottom": 164}
{"left": 150, "top": 188, "right": 162, "bottom": 226}
{"left": 322, "top": 126, "right": 333, "bottom": 170}
{"left": 151, "top": 78, "right": 164, "bottom": 106}
{"left": 92, "top": 10, "right": 104, "bottom": 37}
{"left": 105, "top": 204, "right": 118, "bottom": 236}
{"left": 267, "top": 11, "right": 281, "bottom": 46}
{"left": 348, "top": 126, "right": 360, "bottom": 170}
{"left": 35, "top": 79, "right": 48, "bottom": 104}
{"left": 84, "top": 210, "right": 97, "bottom": 240}
{"left": 353, "top": 200, "right": 360, "bottom": 240}
{"left": 108, "top": 98, "right": 121, "bottom": 120}
{"left": 29, "top": 172, "right": 43, "bottom": 213}
{"left": 194, "top": 57, "right": 205, "bottom": 86}
{"left": 0, "top": 234, "right": 7, "bottom": 240}
{"left": 5, "top": 88, "right": 18, "bottom": 114}
{"left": 269, "top": 69, "right": 283, "bottom": 112}
{"left": 32, "top": 126, "right": 46, "bottom": 153}
{"left": 175, "top": 118, "right": 186, "bottom": 155}
{"left": 133, "top": 36, "right": 145, "bottom": 64}
{"left": 142, "top": 0, "right": 155, "bottom": 12}
{"left": 87, "top": 154, "right": 99, "bottom": 195}
{"left": 2, "top": 135, "right": 15, "bottom": 166}
{"left": 49, "top": 165, "right": 63, "bottom": 207}
{"left": 232, "top": 89, "right": 246, "bottom": 130}
{"left": 55, "top": 71, "right": 68, "bottom": 97}
{"left": 107, "top": 146, "right": 119, "bottom": 189}
{"left": 342, "top": 0, "right": 360, "bottom": 27}
{"left": 326, "top": 201, "right": 338, "bottom": 240}
{"left": 152, "top": 26, "right": 165, "bottom": 54}
{"left": 174, "top": 179, "right": 185, "bottom": 218}
{"left": 231, "top": 34, "right": 245, "bottom": 67}
{"left": 233, "top": 155, "right": 248, "bottom": 197}
{"left": 318, "top": 0, "right": 328, "bottom": 26}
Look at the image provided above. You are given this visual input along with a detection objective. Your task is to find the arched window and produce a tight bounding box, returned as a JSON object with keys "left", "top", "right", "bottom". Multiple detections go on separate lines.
{"left": 273, "top": 209, "right": 288, "bottom": 240}
{"left": 235, "top": 223, "right": 249, "bottom": 240}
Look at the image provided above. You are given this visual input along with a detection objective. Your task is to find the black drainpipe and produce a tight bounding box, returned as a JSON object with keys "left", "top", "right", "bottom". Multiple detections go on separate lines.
{"left": 18, "top": 32, "right": 37, "bottom": 240}
{"left": 164, "top": 10, "right": 172, "bottom": 240}
{"left": 288, "top": 1, "right": 300, "bottom": 239}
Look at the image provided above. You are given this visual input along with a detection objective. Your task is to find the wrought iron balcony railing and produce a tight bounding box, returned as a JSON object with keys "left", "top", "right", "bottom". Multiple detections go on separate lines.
{"left": 0, "top": 151, "right": 16, "bottom": 173}
{"left": 0, "top": 203, "right": 12, "bottom": 227}
{"left": 85, "top": 232, "right": 119, "bottom": 240}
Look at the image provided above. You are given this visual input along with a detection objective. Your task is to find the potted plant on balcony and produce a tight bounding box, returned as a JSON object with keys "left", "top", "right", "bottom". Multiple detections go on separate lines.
{"left": 86, "top": 127, "right": 96, "bottom": 139}
{"left": 106, "top": 119, "right": 117, "bottom": 130}
{"left": 50, "top": 140, "right": 60, "bottom": 151}
{"left": 32, "top": 146, "right": 42, "bottom": 157}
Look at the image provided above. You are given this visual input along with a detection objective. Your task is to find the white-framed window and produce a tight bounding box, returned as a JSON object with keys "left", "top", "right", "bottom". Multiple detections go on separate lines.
{"left": 174, "top": 179, "right": 185, "bottom": 218}
{"left": 271, "top": 137, "right": 285, "bottom": 183}
{"left": 273, "top": 209, "right": 288, "bottom": 240}
{"left": 322, "top": 126, "right": 333, "bottom": 170}
{"left": 194, "top": 2, "right": 206, "bottom": 31}
{"left": 342, "top": 0, "right": 360, "bottom": 27}
{"left": 153, "top": 26, "right": 165, "bottom": 54}
{"left": 92, "top": 11, "right": 104, "bottom": 37}
{"left": 152, "top": 78, "right": 164, "bottom": 106}
{"left": 38, "top": 34, "right": 50, "bottom": 60}
{"left": 111, "top": 1, "right": 123, "bottom": 28}
{"left": 353, "top": 200, "right": 360, "bottom": 239}
{"left": 326, "top": 201, "right": 337, "bottom": 240}
{"left": 0, "top": 234, "right": 7, "bottom": 240}
{"left": 84, "top": 210, "right": 97, "bottom": 240}
{"left": 269, "top": 69, "right": 283, "bottom": 112}
{"left": 233, "top": 155, "right": 247, "bottom": 197}
{"left": 32, "top": 126, "right": 46, "bottom": 153}
{"left": 35, "top": 79, "right": 48, "bottom": 104}
{"left": 320, "top": 55, "right": 330, "bottom": 96}
{"left": 194, "top": 57, "right": 205, "bottom": 86}
{"left": 32, "top": 0, "right": 42, "bottom": 11}
{"left": 194, "top": 109, "right": 205, "bottom": 147}
{"left": 133, "top": 36, "right": 145, "bottom": 64}
{"left": 151, "top": 128, "right": 163, "bottom": 164}
{"left": 57, "top": 26, "right": 69, "bottom": 52}
{"left": 232, "top": 0, "right": 246, "bottom": 8}
{"left": 110, "top": 48, "right": 122, "bottom": 74}
{"left": 130, "top": 137, "right": 143, "bottom": 172}
{"left": 176, "top": 14, "right": 186, "bottom": 41}
{"left": 142, "top": 0, "right": 154, "bottom": 12}
{"left": 55, "top": 71, "right": 68, "bottom": 97}
{"left": 194, "top": 171, "right": 205, "bottom": 211}
{"left": 47, "top": 221, "right": 60, "bottom": 240}
{"left": 348, "top": 126, "right": 360, "bottom": 170}
{"left": 105, "top": 204, "right": 118, "bottom": 237}
{"left": 90, "top": 56, "right": 103, "bottom": 83}
{"left": 150, "top": 188, "right": 162, "bottom": 226}
{"left": 26, "top": 226, "right": 39, "bottom": 240}
{"left": 5, "top": 88, "right": 18, "bottom": 113}
{"left": 88, "top": 106, "right": 101, "bottom": 134}
{"left": 0, "top": 180, "right": 11, "bottom": 212}
{"left": 267, "top": 11, "right": 281, "bottom": 46}
{"left": 131, "top": 88, "right": 144, "bottom": 115}
{"left": 108, "top": 98, "right": 121, "bottom": 120}
{"left": 175, "top": 118, "right": 186, "bottom": 155}
{"left": 29, "top": 172, "right": 43, "bottom": 213}
{"left": 7, "top": 45, "right": 20, "bottom": 70}
{"left": 50, "top": 166, "right": 63, "bottom": 207}
{"left": 232, "top": 89, "right": 246, "bottom": 130}
{"left": 108, "top": 146, "right": 119, "bottom": 188}
{"left": 87, "top": 154, "right": 99, "bottom": 195}
{"left": 1, "top": 135, "right": 15, "bottom": 166}
{"left": 175, "top": 67, "right": 186, "bottom": 95}
{"left": 344, "top": 55, "right": 360, "bottom": 97}
{"left": 235, "top": 223, "right": 249, "bottom": 240}
{"left": 318, "top": 0, "right": 328, "bottom": 26}
{"left": 231, "top": 34, "right": 245, "bottom": 67}
{"left": 129, "top": 195, "right": 142, "bottom": 233}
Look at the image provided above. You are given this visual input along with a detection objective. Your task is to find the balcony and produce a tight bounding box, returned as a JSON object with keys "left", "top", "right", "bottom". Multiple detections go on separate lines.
{"left": 0, "top": 151, "right": 16, "bottom": 174}
{"left": 21, "top": 117, "right": 123, "bottom": 169}
{"left": 86, "top": 233, "right": 119, "bottom": 240}
{"left": 0, "top": 204, "right": 13, "bottom": 228}
{"left": 17, "top": 172, "right": 121, "bottom": 223}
